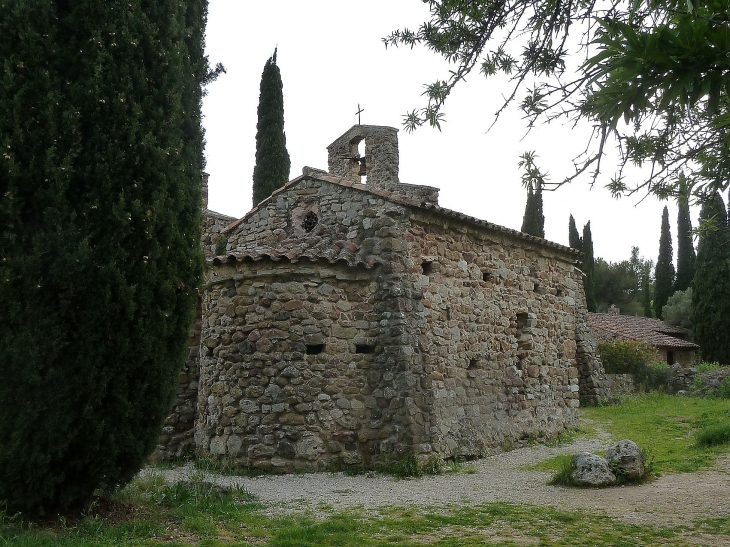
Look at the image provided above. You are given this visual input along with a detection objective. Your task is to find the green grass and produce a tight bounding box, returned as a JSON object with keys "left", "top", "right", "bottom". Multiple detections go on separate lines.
{"left": 694, "top": 362, "right": 724, "bottom": 373}
{"left": 3, "top": 493, "right": 728, "bottom": 546}
{"left": 526, "top": 393, "right": 730, "bottom": 478}
{"left": 581, "top": 393, "right": 730, "bottom": 474}
{"left": 3, "top": 394, "right": 730, "bottom": 546}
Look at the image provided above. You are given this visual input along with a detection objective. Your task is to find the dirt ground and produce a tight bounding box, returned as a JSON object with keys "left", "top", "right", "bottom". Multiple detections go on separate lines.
{"left": 148, "top": 428, "right": 730, "bottom": 529}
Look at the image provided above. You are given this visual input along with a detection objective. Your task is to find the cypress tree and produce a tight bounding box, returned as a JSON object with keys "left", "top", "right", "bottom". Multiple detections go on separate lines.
{"left": 641, "top": 268, "right": 653, "bottom": 317}
{"left": 534, "top": 182, "right": 545, "bottom": 238}
{"left": 252, "top": 49, "right": 290, "bottom": 206}
{"left": 582, "top": 222, "right": 597, "bottom": 312}
{"left": 675, "top": 193, "right": 696, "bottom": 292}
{"left": 0, "top": 0, "right": 207, "bottom": 514}
{"left": 654, "top": 206, "right": 676, "bottom": 319}
{"left": 692, "top": 192, "right": 730, "bottom": 364}
{"left": 568, "top": 214, "right": 582, "bottom": 250}
{"left": 521, "top": 182, "right": 544, "bottom": 238}
{"left": 521, "top": 184, "right": 535, "bottom": 233}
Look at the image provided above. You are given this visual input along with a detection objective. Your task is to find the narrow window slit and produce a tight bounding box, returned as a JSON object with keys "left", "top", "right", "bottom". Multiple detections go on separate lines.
{"left": 355, "top": 344, "right": 376, "bottom": 354}
{"left": 306, "top": 344, "right": 324, "bottom": 355}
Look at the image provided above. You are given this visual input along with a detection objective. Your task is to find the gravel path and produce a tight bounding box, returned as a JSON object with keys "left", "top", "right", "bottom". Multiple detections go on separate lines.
{"left": 145, "top": 427, "right": 730, "bottom": 527}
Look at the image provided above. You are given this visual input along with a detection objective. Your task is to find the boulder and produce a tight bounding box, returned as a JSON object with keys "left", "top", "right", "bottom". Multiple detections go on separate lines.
{"left": 570, "top": 452, "right": 616, "bottom": 487}
{"left": 605, "top": 439, "right": 645, "bottom": 480}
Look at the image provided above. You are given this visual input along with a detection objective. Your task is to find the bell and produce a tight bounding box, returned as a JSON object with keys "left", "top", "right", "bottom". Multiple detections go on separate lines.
{"left": 358, "top": 158, "right": 367, "bottom": 177}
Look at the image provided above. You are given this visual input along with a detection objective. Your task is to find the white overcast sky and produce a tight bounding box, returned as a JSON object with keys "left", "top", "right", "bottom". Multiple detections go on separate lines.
{"left": 201, "top": 0, "right": 712, "bottom": 265}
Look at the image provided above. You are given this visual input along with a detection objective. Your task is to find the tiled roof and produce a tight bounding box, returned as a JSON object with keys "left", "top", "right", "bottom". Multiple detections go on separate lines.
{"left": 210, "top": 247, "right": 381, "bottom": 270}
{"left": 214, "top": 170, "right": 579, "bottom": 268}
{"left": 588, "top": 313, "right": 699, "bottom": 349}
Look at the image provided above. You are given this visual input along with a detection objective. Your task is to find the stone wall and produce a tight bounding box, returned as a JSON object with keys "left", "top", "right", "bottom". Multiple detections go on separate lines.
{"left": 203, "top": 209, "right": 237, "bottom": 257}
{"left": 155, "top": 208, "right": 236, "bottom": 462}
{"left": 656, "top": 347, "right": 696, "bottom": 367}
{"left": 153, "top": 300, "right": 203, "bottom": 461}
{"left": 404, "top": 214, "right": 583, "bottom": 457}
{"left": 603, "top": 373, "right": 636, "bottom": 396}
{"left": 575, "top": 304, "right": 609, "bottom": 404}
{"left": 194, "top": 260, "right": 414, "bottom": 471}
{"left": 327, "top": 125, "right": 400, "bottom": 189}
{"left": 165, "top": 167, "right": 606, "bottom": 469}
{"left": 668, "top": 365, "right": 730, "bottom": 394}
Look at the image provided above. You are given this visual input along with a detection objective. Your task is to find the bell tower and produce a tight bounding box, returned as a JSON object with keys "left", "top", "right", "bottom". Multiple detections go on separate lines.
{"left": 326, "top": 125, "right": 399, "bottom": 190}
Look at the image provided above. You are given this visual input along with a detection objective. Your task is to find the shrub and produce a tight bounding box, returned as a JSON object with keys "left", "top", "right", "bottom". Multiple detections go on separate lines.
{"left": 663, "top": 287, "right": 693, "bottom": 331}
{"left": 715, "top": 378, "right": 730, "bottom": 399}
{"left": 598, "top": 340, "right": 665, "bottom": 389}
{"left": 695, "top": 362, "right": 723, "bottom": 373}
{"left": 695, "top": 423, "right": 730, "bottom": 447}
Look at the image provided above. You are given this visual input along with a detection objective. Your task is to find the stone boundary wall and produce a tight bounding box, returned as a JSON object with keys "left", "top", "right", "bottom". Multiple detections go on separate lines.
{"left": 575, "top": 305, "right": 609, "bottom": 405}
{"left": 603, "top": 373, "right": 636, "bottom": 396}
{"left": 669, "top": 365, "right": 730, "bottom": 394}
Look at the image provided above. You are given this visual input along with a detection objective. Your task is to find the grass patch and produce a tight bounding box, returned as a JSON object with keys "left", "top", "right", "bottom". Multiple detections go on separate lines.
{"left": 696, "top": 423, "right": 730, "bottom": 447}
{"left": 2, "top": 394, "right": 730, "bottom": 545}
{"left": 3, "top": 497, "right": 728, "bottom": 546}
{"left": 546, "top": 454, "right": 574, "bottom": 485}
{"left": 581, "top": 393, "right": 730, "bottom": 474}
{"left": 695, "top": 361, "right": 724, "bottom": 373}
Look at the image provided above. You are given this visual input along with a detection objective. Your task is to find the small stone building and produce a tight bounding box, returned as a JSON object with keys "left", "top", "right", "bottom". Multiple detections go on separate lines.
{"left": 589, "top": 310, "right": 698, "bottom": 366}
{"left": 157, "top": 125, "right": 606, "bottom": 470}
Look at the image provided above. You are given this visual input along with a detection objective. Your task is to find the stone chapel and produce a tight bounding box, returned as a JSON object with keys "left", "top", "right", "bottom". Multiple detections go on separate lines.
{"left": 155, "top": 125, "right": 606, "bottom": 471}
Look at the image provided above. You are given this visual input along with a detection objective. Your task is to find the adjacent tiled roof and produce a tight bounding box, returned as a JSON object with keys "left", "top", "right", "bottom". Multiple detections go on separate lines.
{"left": 214, "top": 170, "right": 579, "bottom": 269}
{"left": 210, "top": 248, "right": 381, "bottom": 269}
{"left": 588, "top": 313, "right": 699, "bottom": 349}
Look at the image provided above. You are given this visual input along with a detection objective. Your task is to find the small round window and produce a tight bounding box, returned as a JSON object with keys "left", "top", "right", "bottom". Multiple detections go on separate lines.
{"left": 302, "top": 211, "right": 318, "bottom": 232}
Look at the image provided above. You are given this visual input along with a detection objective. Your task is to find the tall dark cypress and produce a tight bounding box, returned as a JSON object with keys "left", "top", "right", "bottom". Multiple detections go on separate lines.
{"left": 654, "top": 206, "right": 676, "bottom": 319}
{"left": 252, "top": 49, "right": 290, "bottom": 206}
{"left": 675, "top": 193, "right": 696, "bottom": 292}
{"left": 568, "top": 214, "right": 582, "bottom": 250}
{"left": 0, "top": 0, "right": 207, "bottom": 514}
{"left": 521, "top": 182, "right": 544, "bottom": 238}
{"left": 582, "top": 222, "right": 597, "bottom": 312}
{"left": 692, "top": 192, "right": 730, "bottom": 364}
{"left": 641, "top": 268, "right": 653, "bottom": 317}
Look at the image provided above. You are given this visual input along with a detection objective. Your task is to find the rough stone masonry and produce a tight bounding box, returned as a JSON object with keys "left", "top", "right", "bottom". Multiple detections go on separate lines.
{"left": 155, "top": 125, "right": 607, "bottom": 471}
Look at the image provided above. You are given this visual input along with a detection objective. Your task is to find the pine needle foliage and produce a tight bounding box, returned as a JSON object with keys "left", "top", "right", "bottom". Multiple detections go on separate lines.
{"left": 0, "top": 0, "right": 207, "bottom": 515}
{"left": 252, "top": 49, "right": 290, "bottom": 206}
{"left": 654, "top": 206, "right": 676, "bottom": 319}
{"left": 692, "top": 192, "right": 730, "bottom": 364}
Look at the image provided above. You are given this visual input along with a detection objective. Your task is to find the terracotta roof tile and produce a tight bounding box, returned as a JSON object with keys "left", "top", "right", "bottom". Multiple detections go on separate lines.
{"left": 588, "top": 313, "right": 699, "bottom": 349}
{"left": 214, "top": 170, "right": 580, "bottom": 268}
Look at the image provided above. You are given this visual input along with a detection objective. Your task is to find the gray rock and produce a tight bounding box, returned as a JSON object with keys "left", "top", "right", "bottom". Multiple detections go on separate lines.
{"left": 570, "top": 452, "right": 616, "bottom": 487}
{"left": 605, "top": 439, "right": 645, "bottom": 480}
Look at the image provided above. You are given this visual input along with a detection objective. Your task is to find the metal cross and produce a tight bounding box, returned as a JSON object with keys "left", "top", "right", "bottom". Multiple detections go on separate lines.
{"left": 355, "top": 104, "right": 364, "bottom": 125}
